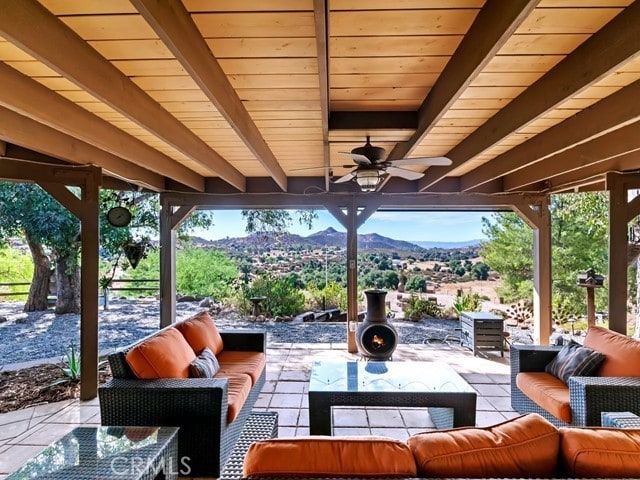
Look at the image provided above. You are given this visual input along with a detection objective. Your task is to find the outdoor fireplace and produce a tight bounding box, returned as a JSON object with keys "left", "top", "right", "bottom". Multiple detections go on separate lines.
{"left": 356, "top": 289, "right": 398, "bottom": 360}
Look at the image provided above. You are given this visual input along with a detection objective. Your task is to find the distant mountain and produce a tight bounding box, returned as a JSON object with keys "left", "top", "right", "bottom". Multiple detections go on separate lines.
{"left": 410, "top": 239, "right": 484, "bottom": 249}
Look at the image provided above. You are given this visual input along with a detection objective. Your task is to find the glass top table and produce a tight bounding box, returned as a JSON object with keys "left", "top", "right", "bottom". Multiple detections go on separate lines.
{"left": 308, "top": 360, "right": 477, "bottom": 435}
{"left": 6, "top": 426, "right": 179, "bottom": 480}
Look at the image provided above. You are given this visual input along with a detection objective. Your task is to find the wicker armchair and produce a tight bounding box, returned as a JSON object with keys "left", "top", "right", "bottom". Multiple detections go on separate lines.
{"left": 510, "top": 344, "right": 640, "bottom": 426}
{"left": 99, "top": 331, "right": 266, "bottom": 478}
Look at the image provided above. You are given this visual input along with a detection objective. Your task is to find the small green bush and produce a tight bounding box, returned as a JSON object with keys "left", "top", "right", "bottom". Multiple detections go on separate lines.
{"left": 306, "top": 281, "right": 347, "bottom": 311}
{"left": 453, "top": 292, "right": 482, "bottom": 316}
{"left": 405, "top": 295, "right": 442, "bottom": 320}
{"left": 245, "top": 273, "right": 305, "bottom": 317}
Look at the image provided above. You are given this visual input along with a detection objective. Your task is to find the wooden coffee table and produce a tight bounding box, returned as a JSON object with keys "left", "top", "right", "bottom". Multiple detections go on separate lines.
{"left": 308, "top": 360, "right": 477, "bottom": 435}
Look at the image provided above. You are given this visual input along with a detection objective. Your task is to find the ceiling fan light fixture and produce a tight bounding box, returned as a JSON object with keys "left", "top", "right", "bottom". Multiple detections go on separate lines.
{"left": 354, "top": 169, "right": 382, "bottom": 192}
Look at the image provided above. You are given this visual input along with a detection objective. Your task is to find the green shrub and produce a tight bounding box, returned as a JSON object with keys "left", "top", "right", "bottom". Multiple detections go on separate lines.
{"left": 0, "top": 247, "right": 34, "bottom": 301}
{"left": 306, "top": 281, "right": 347, "bottom": 310}
{"left": 245, "top": 273, "right": 305, "bottom": 317}
{"left": 405, "top": 295, "right": 442, "bottom": 320}
{"left": 453, "top": 292, "right": 482, "bottom": 316}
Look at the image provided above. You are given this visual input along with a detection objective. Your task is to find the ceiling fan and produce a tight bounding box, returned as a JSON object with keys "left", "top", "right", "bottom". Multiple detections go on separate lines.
{"left": 335, "top": 136, "right": 452, "bottom": 191}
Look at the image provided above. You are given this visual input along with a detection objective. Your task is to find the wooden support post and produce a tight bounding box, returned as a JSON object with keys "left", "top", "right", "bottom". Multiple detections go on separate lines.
{"left": 514, "top": 198, "right": 552, "bottom": 345}
{"left": 159, "top": 195, "right": 195, "bottom": 328}
{"left": 607, "top": 172, "right": 631, "bottom": 334}
{"left": 586, "top": 288, "right": 596, "bottom": 327}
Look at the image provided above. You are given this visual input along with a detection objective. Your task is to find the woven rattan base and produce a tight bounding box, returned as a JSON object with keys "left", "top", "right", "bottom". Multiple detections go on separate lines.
{"left": 219, "top": 411, "right": 279, "bottom": 480}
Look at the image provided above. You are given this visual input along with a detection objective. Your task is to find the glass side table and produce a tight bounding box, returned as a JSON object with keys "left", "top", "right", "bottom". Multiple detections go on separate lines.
{"left": 6, "top": 426, "right": 179, "bottom": 480}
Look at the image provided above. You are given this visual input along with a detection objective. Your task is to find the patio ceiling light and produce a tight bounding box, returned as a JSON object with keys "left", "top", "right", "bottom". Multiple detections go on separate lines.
{"left": 354, "top": 169, "right": 382, "bottom": 192}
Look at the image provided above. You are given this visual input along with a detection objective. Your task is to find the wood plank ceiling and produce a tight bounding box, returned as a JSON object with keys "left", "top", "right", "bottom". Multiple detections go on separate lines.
{"left": 0, "top": 0, "right": 638, "bottom": 195}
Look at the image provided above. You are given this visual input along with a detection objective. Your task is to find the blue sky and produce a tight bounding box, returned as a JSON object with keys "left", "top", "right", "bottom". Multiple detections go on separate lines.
{"left": 196, "top": 209, "right": 493, "bottom": 243}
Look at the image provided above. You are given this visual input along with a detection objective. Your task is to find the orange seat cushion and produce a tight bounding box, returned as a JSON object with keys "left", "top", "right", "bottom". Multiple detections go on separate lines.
{"left": 516, "top": 371, "right": 571, "bottom": 423}
{"left": 216, "top": 351, "right": 266, "bottom": 385}
{"left": 584, "top": 326, "right": 640, "bottom": 376}
{"left": 175, "top": 311, "right": 224, "bottom": 355}
{"left": 407, "top": 413, "right": 559, "bottom": 479}
{"left": 560, "top": 427, "right": 640, "bottom": 478}
{"left": 215, "top": 372, "right": 252, "bottom": 423}
{"left": 243, "top": 436, "right": 417, "bottom": 478}
{"left": 125, "top": 328, "right": 196, "bottom": 379}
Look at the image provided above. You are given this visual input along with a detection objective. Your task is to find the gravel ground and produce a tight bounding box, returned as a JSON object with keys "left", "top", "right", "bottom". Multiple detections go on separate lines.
{"left": 0, "top": 299, "right": 470, "bottom": 367}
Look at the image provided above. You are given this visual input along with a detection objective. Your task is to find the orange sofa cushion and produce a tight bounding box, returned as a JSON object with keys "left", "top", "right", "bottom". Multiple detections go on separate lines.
{"left": 560, "top": 427, "right": 640, "bottom": 478}
{"left": 216, "top": 350, "right": 266, "bottom": 385}
{"left": 407, "top": 413, "right": 559, "bottom": 479}
{"left": 215, "top": 372, "right": 252, "bottom": 423}
{"left": 243, "top": 436, "right": 417, "bottom": 478}
{"left": 516, "top": 371, "right": 571, "bottom": 423}
{"left": 175, "top": 311, "right": 224, "bottom": 355}
{"left": 584, "top": 326, "right": 640, "bottom": 376}
{"left": 125, "top": 328, "right": 196, "bottom": 379}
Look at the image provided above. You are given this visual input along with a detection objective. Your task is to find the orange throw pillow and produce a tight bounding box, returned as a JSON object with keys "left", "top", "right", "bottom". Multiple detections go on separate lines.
{"left": 560, "top": 427, "right": 640, "bottom": 478}
{"left": 407, "top": 413, "right": 559, "bottom": 478}
{"left": 125, "top": 328, "right": 196, "bottom": 379}
{"left": 176, "top": 311, "right": 224, "bottom": 355}
{"left": 243, "top": 436, "right": 417, "bottom": 478}
{"left": 583, "top": 326, "right": 640, "bottom": 376}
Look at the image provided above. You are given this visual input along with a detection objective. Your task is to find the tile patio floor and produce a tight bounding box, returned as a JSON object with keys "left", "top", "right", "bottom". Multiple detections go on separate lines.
{"left": 0, "top": 342, "right": 516, "bottom": 478}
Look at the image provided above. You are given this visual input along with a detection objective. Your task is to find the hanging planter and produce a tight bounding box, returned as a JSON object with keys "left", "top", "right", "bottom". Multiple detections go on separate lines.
{"left": 123, "top": 240, "right": 148, "bottom": 269}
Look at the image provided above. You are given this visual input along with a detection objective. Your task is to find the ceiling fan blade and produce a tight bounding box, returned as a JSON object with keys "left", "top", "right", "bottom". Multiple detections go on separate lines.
{"left": 339, "top": 152, "right": 371, "bottom": 165}
{"left": 333, "top": 171, "right": 356, "bottom": 183}
{"left": 386, "top": 166, "right": 425, "bottom": 181}
{"left": 389, "top": 156, "right": 452, "bottom": 167}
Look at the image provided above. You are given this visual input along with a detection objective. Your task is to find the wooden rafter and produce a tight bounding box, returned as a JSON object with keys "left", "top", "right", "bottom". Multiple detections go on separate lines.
{"left": 0, "top": 0, "right": 245, "bottom": 191}
{"left": 461, "top": 78, "right": 640, "bottom": 191}
{"left": 419, "top": 0, "right": 640, "bottom": 191}
{"left": 387, "top": 0, "right": 540, "bottom": 162}
{"left": 504, "top": 120, "right": 640, "bottom": 191}
{"left": 0, "top": 106, "right": 165, "bottom": 191}
{"left": 0, "top": 62, "right": 202, "bottom": 191}
{"left": 132, "top": 0, "right": 286, "bottom": 191}
{"left": 313, "top": 0, "right": 330, "bottom": 191}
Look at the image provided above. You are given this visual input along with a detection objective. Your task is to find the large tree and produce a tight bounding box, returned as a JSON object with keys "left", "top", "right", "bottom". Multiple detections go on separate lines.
{"left": 481, "top": 192, "right": 609, "bottom": 317}
{"left": 0, "top": 182, "right": 80, "bottom": 313}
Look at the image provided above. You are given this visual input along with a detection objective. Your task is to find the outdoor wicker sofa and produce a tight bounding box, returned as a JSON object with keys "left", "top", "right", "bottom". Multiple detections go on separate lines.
{"left": 99, "top": 311, "right": 266, "bottom": 478}
{"left": 511, "top": 326, "right": 640, "bottom": 426}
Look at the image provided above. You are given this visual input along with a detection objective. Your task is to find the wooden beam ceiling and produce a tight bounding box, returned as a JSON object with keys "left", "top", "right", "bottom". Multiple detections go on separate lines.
{"left": 131, "top": 0, "right": 287, "bottom": 192}
{"left": 313, "top": 0, "right": 330, "bottom": 190}
{"left": 0, "top": 106, "right": 165, "bottom": 191}
{"left": 0, "top": 0, "right": 246, "bottom": 191}
{"left": 0, "top": 62, "right": 203, "bottom": 191}
{"left": 460, "top": 78, "right": 640, "bottom": 192}
{"left": 504, "top": 120, "right": 640, "bottom": 191}
{"left": 387, "top": 0, "right": 540, "bottom": 162}
{"left": 419, "top": 0, "right": 640, "bottom": 190}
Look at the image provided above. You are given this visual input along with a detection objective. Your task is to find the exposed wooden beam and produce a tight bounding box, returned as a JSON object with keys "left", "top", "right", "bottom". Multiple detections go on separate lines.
{"left": 503, "top": 121, "right": 640, "bottom": 191}
{"left": 132, "top": 0, "right": 285, "bottom": 191}
{"left": 461, "top": 79, "right": 640, "bottom": 191}
{"left": 0, "top": 141, "right": 6, "bottom": 157}
{"left": 329, "top": 112, "right": 418, "bottom": 131}
{"left": 0, "top": 0, "right": 245, "bottom": 191}
{"left": 162, "top": 191, "right": 543, "bottom": 210}
{"left": 0, "top": 62, "right": 202, "bottom": 191}
{"left": 0, "top": 107, "right": 165, "bottom": 191}
{"left": 420, "top": 0, "right": 640, "bottom": 190}
{"left": 313, "top": 0, "right": 330, "bottom": 191}
{"left": 38, "top": 182, "right": 83, "bottom": 219}
{"left": 547, "top": 151, "right": 640, "bottom": 193}
{"left": 0, "top": 157, "right": 99, "bottom": 187}
{"left": 388, "top": 0, "right": 539, "bottom": 162}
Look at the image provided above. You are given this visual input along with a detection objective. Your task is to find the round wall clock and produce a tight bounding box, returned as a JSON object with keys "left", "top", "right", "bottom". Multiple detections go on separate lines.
{"left": 106, "top": 206, "right": 132, "bottom": 227}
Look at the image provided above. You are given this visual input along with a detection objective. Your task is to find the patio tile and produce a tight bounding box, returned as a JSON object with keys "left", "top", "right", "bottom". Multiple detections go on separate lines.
{"left": 278, "top": 427, "right": 297, "bottom": 437}
{"left": 0, "top": 408, "right": 33, "bottom": 427}
{"left": 254, "top": 393, "right": 272, "bottom": 408}
{"left": 475, "top": 411, "right": 507, "bottom": 427}
{"left": 485, "top": 396, "right": 515, "bottom": 411}
{"left": 12, "top": 423, "right": 77, "bottom": 446}
{"left": 333, "top": 427, "right": 371, "bottom": 436}
{"left": 44, "top": 405, "right": 100, "bottom": 424}
{"left": 472, "top": 383, "right": 510, "bottom": 397}
{"left": 0, "top": 420, "right": 31, "bottom": 442}
{"left": 333, "top": 408, "right": 368, "bottom": 427}
{"left": 295, "top": 426, "right": 310, "bottom": 436}
{"left": 502, "top": 410, "right": 522, "bottom": 420}
{"left": 370, "top": 428, "right": 410, "bottom": 441}
{"left": 278, "top": 370, "right": 309, "bottom": 381}
{"left": 488, "top": 373, "right": 510, "bottom": 385}
{"left": 270, "top": 408, "right": 300, "bottom": 427}
{"left": 366, "top": 408, "right": 404, "bottom": 428}
{"left": 261, "top": 380, "right": 276, "bottom": 393}
{"left": 476, "top": 396, "right": 497, "bottom": 411}
{"left": 274, "top": 381, "right": 305, "bottom": 394}
{"left": 270, "top": 394, "right": 302, "bottom": 409}
{"left": 461, "top": 373, "right": 494, "bottom": 384}
{"left": 399, "top": 408, "right": 434, "bottom": 428}
{"left": 0, "top": 445, "right": 46, "bottom": 475}
{"left": 298, "top": 409, "right": 309, "bottom": 427}
{"left": 31, "top": 400, "right": 77, "bottom": 420}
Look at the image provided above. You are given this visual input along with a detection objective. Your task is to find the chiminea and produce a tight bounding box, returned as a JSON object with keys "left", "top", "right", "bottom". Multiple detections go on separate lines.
{"left": 356, "top": 289, "right": 398, "bottom": 360}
